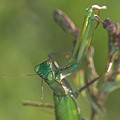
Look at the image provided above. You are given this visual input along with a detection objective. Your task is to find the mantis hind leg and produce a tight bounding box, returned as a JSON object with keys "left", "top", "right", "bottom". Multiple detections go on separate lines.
{"left": 74, "top": 75, "right": 102, "bottom": 98}
{"left": 23, "top": 100, "right": 54, "bottom": 109}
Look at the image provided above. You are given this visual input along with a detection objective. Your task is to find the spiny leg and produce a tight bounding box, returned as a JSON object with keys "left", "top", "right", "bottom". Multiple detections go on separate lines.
{"left": 48, "top": 52, "right": 73, "bottom": 91}
{"left": 74, "top": 75, "right": 102, "bottom": 98}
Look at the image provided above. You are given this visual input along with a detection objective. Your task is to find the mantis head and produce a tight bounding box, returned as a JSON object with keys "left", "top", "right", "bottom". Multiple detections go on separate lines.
{"left": 34, "top": 59, "right": 57, "bottom": 82}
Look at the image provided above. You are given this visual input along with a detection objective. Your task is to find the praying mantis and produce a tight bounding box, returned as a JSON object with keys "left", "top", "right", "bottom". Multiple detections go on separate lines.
{"left": 23, "top": 5, "right": 106, "bottom": 120}
{"left": 0, "top": 5, "right": 107, "bottom": 120}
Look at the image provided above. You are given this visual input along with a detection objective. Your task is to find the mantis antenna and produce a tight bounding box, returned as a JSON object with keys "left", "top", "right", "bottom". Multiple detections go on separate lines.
{"left": 0, "top": 73, "right": 37, "bottom": 76}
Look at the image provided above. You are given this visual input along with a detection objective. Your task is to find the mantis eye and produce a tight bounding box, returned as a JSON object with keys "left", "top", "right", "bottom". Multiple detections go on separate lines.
{"left": 48, "top": 72, "right": 54, "bottom": 81}
{"left": 34, "top": 65, "right": 40, "bottom": 74}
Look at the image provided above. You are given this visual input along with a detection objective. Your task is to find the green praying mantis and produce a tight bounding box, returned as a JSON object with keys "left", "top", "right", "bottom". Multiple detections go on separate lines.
{"left": 0, "top": 5, "right": 107, "bottom": 120}
{"left": 23, "top": 5, "right": 106, "bottom": 120}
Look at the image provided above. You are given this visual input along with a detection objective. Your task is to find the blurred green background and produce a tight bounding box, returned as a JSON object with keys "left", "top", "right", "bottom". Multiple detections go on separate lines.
{"left": 0, "top": 0, "right": 120, "bottom": 120}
